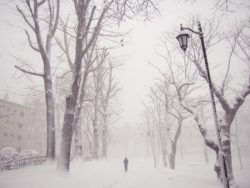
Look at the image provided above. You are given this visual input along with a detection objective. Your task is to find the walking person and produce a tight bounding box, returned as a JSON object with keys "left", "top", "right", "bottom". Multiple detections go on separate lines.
{"left": 123, "top": 157, "right": 128, "bottom": 172}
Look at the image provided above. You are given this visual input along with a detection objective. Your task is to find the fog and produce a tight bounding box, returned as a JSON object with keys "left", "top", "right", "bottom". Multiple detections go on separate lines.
{"left": 0, "top": 0, "right": 250, "bottom": 187}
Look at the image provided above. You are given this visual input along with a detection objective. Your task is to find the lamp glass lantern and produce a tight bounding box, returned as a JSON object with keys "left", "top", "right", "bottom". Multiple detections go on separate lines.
{"left": 176, "top": 32, "right": 190, "bottom": 52}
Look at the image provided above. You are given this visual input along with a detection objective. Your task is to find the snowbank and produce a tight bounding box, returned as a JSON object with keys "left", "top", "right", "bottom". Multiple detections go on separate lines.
{"left": 0, "top": 158, "right": 249, "bottom": 188}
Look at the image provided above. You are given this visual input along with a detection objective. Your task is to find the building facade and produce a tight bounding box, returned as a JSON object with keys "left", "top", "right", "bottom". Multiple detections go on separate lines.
{"left": 0, "top": 99, "right": 33, "bottom": 152}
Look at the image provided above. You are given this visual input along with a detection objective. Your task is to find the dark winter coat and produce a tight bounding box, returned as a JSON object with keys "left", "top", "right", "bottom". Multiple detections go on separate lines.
{"left": 123, "top": 157, "right": 128, "bottom": 171}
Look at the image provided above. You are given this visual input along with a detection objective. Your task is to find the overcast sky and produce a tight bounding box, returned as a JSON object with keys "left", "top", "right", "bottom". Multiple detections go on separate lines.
{"left": 0, "top": 0, "right": 249, "bottom": 128}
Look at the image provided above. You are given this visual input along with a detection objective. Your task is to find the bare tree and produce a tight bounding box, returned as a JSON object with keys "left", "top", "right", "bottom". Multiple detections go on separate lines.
{"left": 57, "top": 1, "right": 108, "bottom": 171}
{"left": 184, "top": 0, "right": 249, "bottom": 12}
{"left": 162, "top": 30, "right": 222, "bottom": 176}
{"left": 15, "top": 0, "right": 60, "bottom": 160}
{"left": 91, "top": 54, "right": 104, "bottom": 159}
{"left": 99, "top": 61, "right": 121, "bottom": 158}
{"left": 184, "top": 19, "right": 250, "bottom": 186}
{"left": 81, "top": 103, "right": 95, "bottom": 160}
{"left": 164, "top": 90, "right": 189, "bottom": 169}
{"left": 212, "top": 0, "right": 250, "bottom": 12}
{"left": 149, "top": 31, "right": 226, "bottom": 173}
{"left": 56, "top": 0, "right": 159, "bottom": 172}
{"left": 71, "top": 48, "right": 111, "bottom": 159}
{"left": 83, "top": 59, "right": 121, "bottom": 160}
{"left": 149, "top": 86, "right": 169, "bottom": 167}
{"left": 141, "top": 104, "right": 159, "bottom": 168}
{"left": 143, "top": 80, "right": 188, "bottom": 170}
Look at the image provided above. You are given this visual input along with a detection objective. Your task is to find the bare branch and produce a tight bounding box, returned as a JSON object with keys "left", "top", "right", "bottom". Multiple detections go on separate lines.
{"left": 81, "top": 5, "right": 96, "bottom": 44}
{"left": 25, "top": 29, "right": 39, "bottom": 52}
{"left": 16, "top": 5, "right": 35, "bottom": 31}
{"left": 56, "top": 70, "right": 72, "bottom": 79}
{"left": 38, "top": 0, "right": 46, "bottom": 7}
{"left": 51, "top": 0, "right": 60, "bottom": 36}
{"left": 81, "top": 6, "right": 108, "bottom": 57}
{"left": 192, "top": 60, "right": 231, "bottom": 111}
{"left": 15, "top": 65, "right": 44, "bottom": 77}
{"left": 221, "top": 35, "right": 237, "bottom": 97}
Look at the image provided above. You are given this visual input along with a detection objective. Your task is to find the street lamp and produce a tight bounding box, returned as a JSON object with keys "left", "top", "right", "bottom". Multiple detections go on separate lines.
{"left": 176, "top": 31, "right": 189, "bottom": 52}
{"left": 176, "top": 21, "right": 229, "bottom": 188}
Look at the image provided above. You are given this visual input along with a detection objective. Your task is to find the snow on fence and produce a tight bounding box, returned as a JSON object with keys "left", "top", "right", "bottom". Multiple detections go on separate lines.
{"left": 0, "top": 156, "right": 46, "bottom": 171}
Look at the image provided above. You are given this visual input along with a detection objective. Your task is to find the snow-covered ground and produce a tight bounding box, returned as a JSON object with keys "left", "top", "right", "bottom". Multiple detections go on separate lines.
{"left": 0, "top": 158, "right": 249, "bottom": 188}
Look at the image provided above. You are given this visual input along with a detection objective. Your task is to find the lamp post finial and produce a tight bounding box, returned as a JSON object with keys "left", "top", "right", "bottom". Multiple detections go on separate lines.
{"left": 180, "top": 24, "right": 183, "bottom": 31}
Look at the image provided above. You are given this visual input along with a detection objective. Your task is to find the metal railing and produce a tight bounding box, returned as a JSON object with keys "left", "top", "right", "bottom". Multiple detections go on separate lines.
{"left": 0, "top": 156, "right": 46, "bottom": 171}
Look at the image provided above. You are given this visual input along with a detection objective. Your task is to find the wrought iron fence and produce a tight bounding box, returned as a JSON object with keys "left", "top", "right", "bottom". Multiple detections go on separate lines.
{"left": 0, "top": 156, "right": 46, "bottom": 171}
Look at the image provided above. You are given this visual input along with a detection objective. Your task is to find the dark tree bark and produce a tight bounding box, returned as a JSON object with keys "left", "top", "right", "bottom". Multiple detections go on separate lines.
{"left": 57, "top": 0, "right": 108, "bottom": 171}
{"left": 102, "top": 113, "right": 108, "bottom": 158}
{"left": 57, "top": 96, "right": 74, "bottom": 171}
{"left": 15, "top": 0, "right": 60, "bottom": 160}
{"left": 169, "top": 120, "right": 182, "bottom": 169}
{"left": 57, "top": 0, "right": 159, "bottom": 171}
{"left": 44, "top": 73, "right": 56, "bottom": 159}
{"left": 92, "top": 94, "right": 99, "bottom": 159}
{"left": 161, "top": 141, "right": 168, "bottom": 167}
{"left": 169, "top": 143, "right": 177, "bottom": 169}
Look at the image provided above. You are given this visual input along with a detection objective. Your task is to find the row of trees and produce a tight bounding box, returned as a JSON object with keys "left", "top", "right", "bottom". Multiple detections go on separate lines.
{"left": 13, "top": 0, "right": 159, "bottom": 172}
{"left": 142, "top": 16, "right": 250, "bottom": 187}
{"left": 12, "top": 0, "right": 248, "bottom": 186}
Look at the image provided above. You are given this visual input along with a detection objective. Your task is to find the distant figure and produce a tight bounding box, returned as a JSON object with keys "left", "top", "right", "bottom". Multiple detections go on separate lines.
{"left": 123, "top": 157, "right": 128, "bottom": 172}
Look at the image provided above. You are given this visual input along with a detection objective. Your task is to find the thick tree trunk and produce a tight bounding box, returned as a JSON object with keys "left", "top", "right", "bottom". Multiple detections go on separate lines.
{"left": 149, "top": 131, "right": 157, "bottom": 168}
{"left": 44, "top": 65, "right": 56, "bottom": 160}
{"left": 93, "top": 127, "right": 99, "bottom": 159}
{"left": 218, "top": 109, "right": 242, "bottom": 187}
{"left": 88, "top": 136, "right": 94, "bottom": 159}
{"left": 162, "top": 144, "right": 168, "bottom": 167}
{"left": 57, "top": 96, "right": 74, "bottom": 172}
{"left": 102, "top": 114, "right": 108, "bottom": 158}
{"left": 72, "top": 73, "right": 88, "bottom": 157}
{"left": 169, "top": 120, "right": 182, "bottom": 170}
{"left": 159, "top": 124, "right": 167, "bottom": 167}
{"left": 93, "top": 95, "right": 99, "bottom": 159}
{"left": 169, "top": 143, "right": 177, "bottom": 169}
{"left": 74, "top": 121, "right": 82, "bottom": 157}
{"left": 235, "top": 119, "right": 243, "bottom": 170}
{"left": 57, "top": 24, "right": 84, "bottom": 170}
{"left": 102, "top": 127, "right": 107, "bottom": 158}
{"left": 194, "top": 115, "right": 221, "bottom": 178}
{"left": 220, "top": 121, "right": 234, "bottom": 186}
{"left": 152, "top": 147, "right": 157, "bottom": 168}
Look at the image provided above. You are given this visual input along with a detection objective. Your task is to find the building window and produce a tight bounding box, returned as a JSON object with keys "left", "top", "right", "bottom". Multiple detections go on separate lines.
{"left": 18, "top": 123, "right": 23, "bottom": 129}
{"left": 17, "top": 135, "right": 22, "bottom": 141}
{"left": 20, "top": 112, "right": 24, "bottom": 117}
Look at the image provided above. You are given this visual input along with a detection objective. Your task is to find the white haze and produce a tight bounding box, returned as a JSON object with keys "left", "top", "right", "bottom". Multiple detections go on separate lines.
{"left": 0, "top": 0, "right": 250, "bottom": 187}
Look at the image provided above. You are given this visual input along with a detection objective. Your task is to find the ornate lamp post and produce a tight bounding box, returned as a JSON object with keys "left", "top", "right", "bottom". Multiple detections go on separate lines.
{"left": 176, "top": 21, "right": 229, "bottom": 188}
{"left": 176, "top": 31, "right": 189, "bottom": 52}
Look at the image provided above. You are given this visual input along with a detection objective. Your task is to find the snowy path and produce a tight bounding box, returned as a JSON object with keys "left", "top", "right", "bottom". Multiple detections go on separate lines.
{"left": 0, "top": 158, "right": 249, "bottom": 188}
